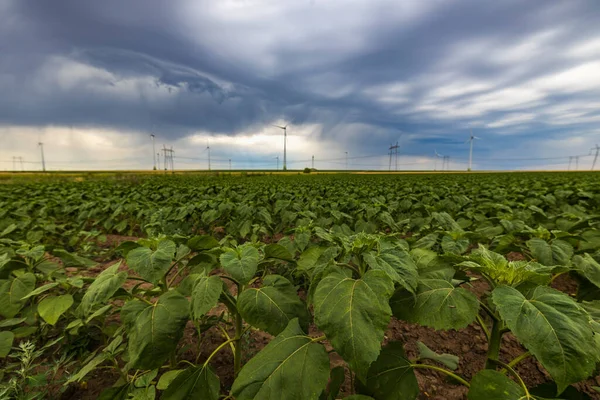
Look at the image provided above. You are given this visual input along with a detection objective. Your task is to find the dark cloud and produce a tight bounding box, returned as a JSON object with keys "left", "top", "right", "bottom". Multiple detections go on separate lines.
{"left": 1, "top": 0, "right": 600, "bottom": 166}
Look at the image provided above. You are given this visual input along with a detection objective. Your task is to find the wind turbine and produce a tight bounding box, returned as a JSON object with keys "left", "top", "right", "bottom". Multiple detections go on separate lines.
{"left": 206, "top": 140, "right": 211, "bottom": 171}
{"left": 434, "top": 150, "right": 443, "bottom": 171}
{"left": 274, "top": 156, "right": 279, "bottom": 171}
{"left": 150, "top": 134, "right": 156, "bottom": 170}
{"left": 466, "top": 128, "right": 480, "bottom": 171}
{"left": 273, "top": 123, "right": 290, "bottom": 170}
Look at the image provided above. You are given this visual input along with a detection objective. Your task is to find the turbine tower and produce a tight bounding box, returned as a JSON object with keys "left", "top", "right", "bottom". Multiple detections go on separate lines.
{"left": 273, "top": 124, "right": 290, "bottom": 170}
{"left": 207, "top": 140, "right": 211, "bottom": 171}
{"left": 591, "top": 144, "right": 600, "bottom": 171}
{"left": 38, "top": 142, "right": 46, "bottom": 172}
{"left": 466, "top": 128, "right": 480, "bottom": 171}
{"left": 274, "top": 156, "right": 279, "bottom": 171}
{"left": 434, "top": 150, "right": 444, "bottom": 171}
{"left": 150, "top": 134, "right": 156, "bottom": 170}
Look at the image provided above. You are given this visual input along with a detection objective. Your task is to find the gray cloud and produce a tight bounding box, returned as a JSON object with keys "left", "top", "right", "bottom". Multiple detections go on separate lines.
{"left": 1, "top": 0, "right": 600, "bottom": 169}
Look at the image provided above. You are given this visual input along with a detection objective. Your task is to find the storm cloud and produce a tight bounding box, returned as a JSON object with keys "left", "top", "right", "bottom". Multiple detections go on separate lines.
{"left": 1, "top": 0, "right": 600, "bottom": 170}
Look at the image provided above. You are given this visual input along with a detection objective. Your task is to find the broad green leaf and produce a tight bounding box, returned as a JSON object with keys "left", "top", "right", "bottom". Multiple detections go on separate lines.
{"left": 122, "top": 291, "right": 189, "bottom": 370}
{"left": 314, "top": 269, "right": 394, "bottom": 381}
{"left": 12, "top": 325, "right": 37, "bottom": 338}
{"left": 492, "top": 285, "right": 597, "bottom": 393}
{"left": 130, "top": 386, "right": 156, "bottom": 400}
{"left": 190, "top": 275, "right": 222, "bottom": 319}
{"left": 52, "top": 249, "right": 97, "bottom": 268}
{"left": 0, "top": 317, "right": 26, "bottom": 328}
{"left": 187, "top": 235, "right": 219, "bottom": 251}
{"left": 156, "top": 370, "right": 184, "bottom": 390}
{"left": 459, "top": 245, "right": 552, "bottom": 286}
{"left": 38, "top": 294, "right": 74, "bottom": 325}
{"left": 297, "top": 247, "right": 326, "bottom": 272}
{"left": 0, "top": 331, "right": 14, "bottom": 357}
{"left": 417, "top": 341, "right": 459, "bottom": 370}
{"left": 527, "top": 238, "right": 573, "bottom": 266}
{"left": 264, "top": 243, "right": 295, "bottom": 262}
{"left": 219, "top": 244, "right": 259, "bottom": 285}
{"left": 135, "top": 370, "right": 158, "bottom": 388}
{"left": 99, "top": 385, "right": 132, "bottom": 400}
{"left": 237, "top": 274, "right": 309, "bottom": 335}
{"left": 127, "top": 240, "right": 176, "bottom": 284}
{"left": 441, "top": 235, "right": 470, "bottom": 255}
{"left": 573, "top": 254, "right": 600, "bottom": 288}
{"left": 391, "top": 279, "right": 479, "bottom": 330}
{"left": 66, "top": 352, "right": 110, "bottom": 383}
{"left": 410, "top": 248, "right": 455, "bottom": 280}
{"left": 361, "top": 341, "right": 418, "bottom": 400}
{"left": 323, "top": 366, "right": 345, "bottom": 400}
{"left": 161, "top": 365, "right": 219, "bottom": 400}
{"left": 0, "top": 273, "right": 36, "bottom": 318}
{"left": 20, "top": 282, "right": 59, "bottom": 300}
{"left": 363, "top": 248, "right": 418, "bottom": 294}
{"left": 467, "top": 370, "right": 525, "bottom": 400}
{"left": 231, "top": 319, "right": 330, "bottom": 400}
{"left": 78, "top": 261, "right": 127, "bottom": 315}
{"left": 530, "top": 382, "right": 593, "bottom": 400}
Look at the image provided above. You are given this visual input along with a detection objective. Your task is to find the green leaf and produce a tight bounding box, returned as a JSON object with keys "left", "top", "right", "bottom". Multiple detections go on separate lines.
{"left": 0, "top": 331, "right": 14, "bottom": 358}
{"left": 324, "top": 366, "right": 345, "bottom": 400}
{"left": 441, "top": 235, "right": 470, "bottom": 255}
{"left": 573, "top": 254, "right": 600, "bottom": 288}
{"left": 161, "top": 365, "right": 219, "bottom": 400}
{"left": 156, "top": 370, "right": 184, "bottom": 390}
{"left": 231, "top": 319, "right": 330, "bottom": 400}
{"left": 297, "top": 247, "right": 326, "bottom": 273}
{"left": 264, "top": 243, "right": 295, "bottom": 262}
{"left": 126, "top": 240, "right": 176, "bottom": 284}
{"left": 219, "top": 244, "right": 259, "bottom": 285}
{"left": 99, "top": 385, "right": 132, "bottom": 400}
{"left": 314, "top": 269, "right": 394, "bottom": 381}
{"left": 363, "top": 248, "right": 418, "bottom": 294}
{"left": 187, "top": 235, "right": 219, "bottom": 251}
{"left": 19, "top": 282, "right": 59, "bottom": 300}
{"left": 361, "top": 341, "right": 418, "bottom": 400}
{"left": 527, "top": 238, "right": 574, "bottom": 266}
{"left": 391, "top": 279, "right": 479, "bottom": 330}
{"left": 417, "top": 341, "right": 459, "bottom": 370}
{"left": 66, "top": 352, "right": 109, "bottom": 384}
{"left": 11, "top": 325, "right": 37, "bottom": 338}
{"left": 467, "top": 370, "right": 525, "bottom": 400}
{"left": 190, "top": 275, "right": 222, "bottom": 319}
{"left": 122, "top": 291, "right": 189, "bottom": 370}
{"left": 0, "top": 273, "right": 36, "bottom": 318}
{"left": 530, "top": 382, "right": 592, "bottom": 400}
{"left": 0, "top": 317, "right": 26, "bottom": 328}
{"left": 78, "top": 261, "right": 127, "bottom": 316}
{"left": 410, "top": 248, "right": 455, "bottom": 280}
{"left": 135, "top": 370, "right": 158, "bottom": 388}
{"left": 492, "top": 285, "right": 597, "bottom": 393}
{"left": 237, "top": 274, "right": 309, "bottom": 336}
{"left": 38, "top": 294, "right": 74, "bottom": 325}
{"left": 52, "top": 249, "right": 97, "bottom": 268}
{"left": 459, "top": 245, "right": 552, "bottom": 286}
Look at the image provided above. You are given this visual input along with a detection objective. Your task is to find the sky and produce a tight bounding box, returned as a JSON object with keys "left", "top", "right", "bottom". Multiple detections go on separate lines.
{"left": 2, "top": 0, "right": 600, "bottom": 171}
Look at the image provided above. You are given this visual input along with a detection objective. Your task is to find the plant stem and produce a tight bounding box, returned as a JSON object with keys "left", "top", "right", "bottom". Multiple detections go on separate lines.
{"left": 311, "top": 335, "right": 327, "bottom": 342}
{"left": 490, "top": 359, "right": 531, "bottom": 399}
{"left": 233, "top": 311, "right": 243, "bottom": 377}
{"left": 476, "top": 314, "right": 491, "bottom": 341}
{"left": 550, "top": 272, "right": 565, "bottom": 283}
{"left": 203, "top": 338, "right": 237, "bottom": 368}
{"left": 507, "top": 351, "right": 531, "bottom": 369}
{"left": 337, "top": 262, "right": 360, "bottom": 276}
{"left": 411, "top": 364, "right": 470, "bottom": 388}
{"left": 485, "top": 319, "right": 503, "bottom": 369}
{"left": 478, "top": 300, "right": 499, "bottom": 321}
